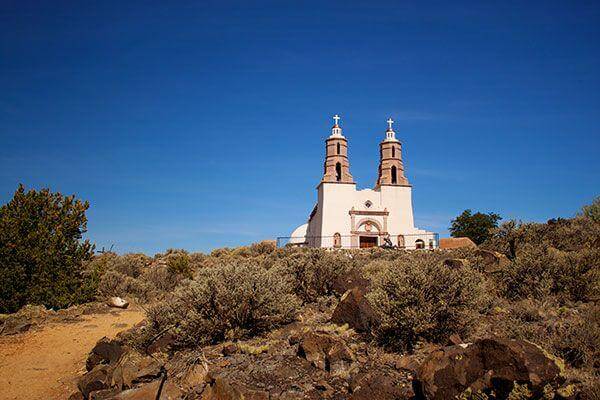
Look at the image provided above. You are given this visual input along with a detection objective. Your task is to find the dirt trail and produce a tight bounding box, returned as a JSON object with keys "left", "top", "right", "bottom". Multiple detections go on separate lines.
{"left": 0, "top": 307, "right": 145, "bottom": 400}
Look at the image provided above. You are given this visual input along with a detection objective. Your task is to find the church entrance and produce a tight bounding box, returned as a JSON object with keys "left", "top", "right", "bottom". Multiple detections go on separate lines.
{"left": 359, "top": 236, "right": 378, "bottom": 248}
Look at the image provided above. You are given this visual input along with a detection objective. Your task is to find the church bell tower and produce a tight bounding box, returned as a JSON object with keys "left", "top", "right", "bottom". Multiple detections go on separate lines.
{"left": 322, "top": 115, "right": 354, "bottom": 184}
{"left": 376, "top": 118, "right": 410, "bottom": 187}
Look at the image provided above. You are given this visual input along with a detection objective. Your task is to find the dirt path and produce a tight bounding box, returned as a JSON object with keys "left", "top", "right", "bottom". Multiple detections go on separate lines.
{"left": 0, "top": 307, "right": 145, "bottom": 400}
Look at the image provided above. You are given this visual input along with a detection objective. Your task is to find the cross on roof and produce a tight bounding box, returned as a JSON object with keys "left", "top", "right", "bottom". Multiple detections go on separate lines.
{"left": 387, "top": 118, "right": 394, "bottom": 130}
{"left": 333, "top": 114, "right": 340, "bottom": 125}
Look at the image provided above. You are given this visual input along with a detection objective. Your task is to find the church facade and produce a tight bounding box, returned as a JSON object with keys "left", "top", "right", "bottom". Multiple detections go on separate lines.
{"left": 288, "top": 116, "right": 437, "bottom": 249}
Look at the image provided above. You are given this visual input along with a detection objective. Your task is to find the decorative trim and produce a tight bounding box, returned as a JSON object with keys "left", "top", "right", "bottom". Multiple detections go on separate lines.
{"left": 349, "top": 210, "right": 389, "bottom": 216}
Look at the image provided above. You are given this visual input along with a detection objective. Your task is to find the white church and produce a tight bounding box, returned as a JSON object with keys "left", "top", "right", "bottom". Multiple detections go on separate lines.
{"left": 287, "top": 115, "right": 437, "bottom": 250}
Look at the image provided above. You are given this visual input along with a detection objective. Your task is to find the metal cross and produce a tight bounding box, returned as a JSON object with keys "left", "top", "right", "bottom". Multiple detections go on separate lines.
{"left": 387, "top": 118, "right": 394, "bottom": 130}
{"left": 333, "top": 114, "right": 340, "bottom": 125}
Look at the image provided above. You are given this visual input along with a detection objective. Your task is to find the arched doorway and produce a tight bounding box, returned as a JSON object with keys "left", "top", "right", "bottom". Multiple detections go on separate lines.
{"left": 415, "top": 239, "right": 425, "bottom": 249}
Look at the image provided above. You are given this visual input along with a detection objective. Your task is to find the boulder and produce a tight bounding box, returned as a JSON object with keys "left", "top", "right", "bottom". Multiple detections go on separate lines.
{"left": 415, "top": 338, "right": 565, "bottom": 399}
{"left": 442, "top": 258, "right": 470, "bottom": 269}
{"left": 107, "top": 297, "right": 129, "bottom": 309}
{"left": 475, "top": 249, "right": 511, "bottom": 273}
{"left": 331, "top": 288, "right": 379, "bottom": 333}
{"left": 112, "top": 379, "right": 182, "bottom": 400}
{"left": 350, "top": 371, "right": 414, "bottom": 400}
{"left": 111, "top": 351, "right": 163, "bottom": 390}
{"left": 86, "top": 337, "right": 126, "bottom": 371}
{"left": 296, "top": 332, "right": 354, "bottom": 373}
{"left": 202, "top": 374, "right": 269, "bottom": 400}
{"left": 146, "top": 332, "right": 175, "bottom": 354}
{"left": 331, "top": 269, "right": 370, "bottom": 296}
{"left": 78, "top": 365, "right": 112, "bottom": 399}
{"left": 68, "top": 391, "right": 84, "bottom": 400}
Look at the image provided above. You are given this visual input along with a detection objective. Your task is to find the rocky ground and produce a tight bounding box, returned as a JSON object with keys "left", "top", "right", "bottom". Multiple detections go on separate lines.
{"left": 0, "top": 303, "right": 144, "bottom": 400}
{"left": 70, "top": 291, "right": 574, "bottom": 400}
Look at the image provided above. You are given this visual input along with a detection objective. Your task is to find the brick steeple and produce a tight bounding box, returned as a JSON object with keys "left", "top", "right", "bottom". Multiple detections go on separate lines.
{"left": 322, "top": 115, "right": 354, "bottom": 184}
{"left": 376, "top": 118, "right": 409, "bottom": 187}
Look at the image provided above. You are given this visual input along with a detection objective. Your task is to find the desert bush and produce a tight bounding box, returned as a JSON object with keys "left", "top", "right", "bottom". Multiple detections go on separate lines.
{"left": 271, "top": 248, "right": 354, "bottom": 302}
{"left": 109, "top": 253, "right": 151, "bottom": 278}
{"left": 141, "top": 262, "right": 300, "bottom": 349}
{"left": 494, "top": 300, "right": 600, "bottom": 372}
{"left": 166, "top": 252, "right": 193, "bottom": 279}
{"left": 367, "top": 258, "right": 492, "bottom": 351}
{"left": 579, "top": 196, "right": 600, "bottom": 223}
{"left": 141, "top": 264, "right": 182, "bottom": 293}
{"left": 497, "top": 244, "right": 599, "bottom": 302}
{"left": 0, "top": 185, "right": 95, "bottom": 313}
{"left": 97, "top": 270, "right": 154, "bottom": 302}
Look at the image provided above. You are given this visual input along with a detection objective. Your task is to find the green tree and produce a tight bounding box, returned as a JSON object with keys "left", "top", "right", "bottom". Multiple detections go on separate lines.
{"left": 579, "top": 196, "right": 600, "bottom": 223}
{"left": 449, "top": 209, "right": 502, "bottom": 245}
{"left": 0, "top": 185, "right": 95, "bottom": 313}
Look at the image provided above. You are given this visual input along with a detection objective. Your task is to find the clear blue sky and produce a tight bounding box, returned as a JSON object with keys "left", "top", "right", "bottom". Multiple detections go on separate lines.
{"left": 1, "top": 1, "right": 599, "bottom": 254}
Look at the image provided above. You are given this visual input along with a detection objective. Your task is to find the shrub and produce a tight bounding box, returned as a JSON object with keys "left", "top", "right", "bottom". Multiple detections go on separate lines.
{"left": 0, "top": 185, "right": 94, "bottom": 313}
{"left": 142, "top": 262, "right": 300, "bottom": 349}
{"left": 166, "top": 252, "right": 193, "bottom": 279}
{"left": 367, "top": 258, "right": 491, "bottom": 351}
{"left": 97, "top": 270, "right": 153, "bottom": 302}
{"left": 579, "top": 196, "right": 600, "bottom": 223}
{"left": 494, "top": 300, "right": 600, "bottom": 372}
{"left": 497, "top": 244, "right": 600, "bottom": 302}
{"left": 109, "top": 253, "right": 150, "bottom": 278}
{"left": 271, "top": 248, "right": 353, "bottom": 302}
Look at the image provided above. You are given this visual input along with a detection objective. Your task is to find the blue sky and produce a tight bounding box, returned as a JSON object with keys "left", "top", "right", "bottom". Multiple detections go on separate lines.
{"left": 1, "top": 1, "right": 599, "bottom": 254}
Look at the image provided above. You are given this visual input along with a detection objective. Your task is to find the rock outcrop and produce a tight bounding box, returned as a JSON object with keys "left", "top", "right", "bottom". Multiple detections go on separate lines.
{"left": 331, "top": 288, "right": 379, "bottom": 333}
{"left": 415, "top": 338, "right": 565, "bottom": 399}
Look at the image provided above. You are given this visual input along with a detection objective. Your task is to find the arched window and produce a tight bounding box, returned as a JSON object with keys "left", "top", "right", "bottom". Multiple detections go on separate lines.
{"left": 391, "top": 166, "right": 397, "bottom": 184}
{"left": 392, "top": 146, "right": 395, "bottom": 158}
{"left": 335, "top": 162, "right": 342, "bottom": 182}
{"left": 397, "top": 235, "right": 405, "bottom": 248}
{"left": 415, "top": 239, "right": 425, "bottom": 249}
{"left": 333, "top": 233, "right": 341, "bottom": 248}
{"left": 337, "top": 143, "right": 341, "bottom": 155}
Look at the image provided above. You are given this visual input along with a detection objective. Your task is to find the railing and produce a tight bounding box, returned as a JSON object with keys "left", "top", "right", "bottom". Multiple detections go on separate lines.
{"left": 276, "top": 233, "right": 439, "bottom": 250}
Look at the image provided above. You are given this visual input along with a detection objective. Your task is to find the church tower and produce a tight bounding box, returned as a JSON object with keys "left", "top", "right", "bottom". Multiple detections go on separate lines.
{"left": 376, "top": 118, "right": 409, "bottom": 188}
{"left": 322, "top": 115, "right": 354, "bottom": 184}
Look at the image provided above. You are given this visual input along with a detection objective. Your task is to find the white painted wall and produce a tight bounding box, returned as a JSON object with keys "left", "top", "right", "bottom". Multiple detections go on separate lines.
{"left": 290, "top": 181, "right": 437, "bottom": 249}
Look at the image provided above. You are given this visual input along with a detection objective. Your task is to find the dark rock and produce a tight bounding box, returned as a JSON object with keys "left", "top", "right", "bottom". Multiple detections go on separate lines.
{"left": 442, "top": 258, "right": 470, "bottom": 269}
{"left": 476, "top": 249, "right": 511, "bottom": 273}
{"left": 146, "top": 332, "right": 175, "bottom": 355}
{"left": 78, "top": 365, "right": 112, "bottom": 399}
{"left": 296, "top": 332, "right": 354, "bottom": 373}
{"left": 86, "top": 337, "right": 126, "bottom": 371}
{"left": 222, "top": 343, "right": 238, "bottom": 356}
{"left": 331, "top": 269, "right": 370, "bottom": 296}
{"left": 331, "top": 288, "right": 379, "bottom": 332}
{"left": 112, "top": 351, "right": 163, "bottom": 390}
{"left": 68, "top": 391, "right": 84, "bottom": 400}
{"left": 448, "top": 333, "right": 463, "bottom": 345}
{"left": 350, "top": 371, "right": 414, "bottom": 400}
{"left": 203, "top": 374, "right": 270, "bottom": 400}
{"left": 394, "top": 355, "right": 419, "bottom": 374}
{"left": 112, "top": 379, "right": 182, "bottom": 399}
{"left": 89, "top": 388, "right": 120, "bottom": 399}
{"left": 1, "top": 321, "right": 32, "bottom": 335}
{"left": 415, "top": 338, "right": 565, "bottom": 400}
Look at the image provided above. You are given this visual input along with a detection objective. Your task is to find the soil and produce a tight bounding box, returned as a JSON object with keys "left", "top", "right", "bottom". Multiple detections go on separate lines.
{"left": 0, "top": 306, "right": 145, "bottom": 400}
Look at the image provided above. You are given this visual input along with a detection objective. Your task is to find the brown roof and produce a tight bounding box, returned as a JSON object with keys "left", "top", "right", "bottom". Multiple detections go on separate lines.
{"left": 439, "top": 237, "right": 477, "bottom": 249}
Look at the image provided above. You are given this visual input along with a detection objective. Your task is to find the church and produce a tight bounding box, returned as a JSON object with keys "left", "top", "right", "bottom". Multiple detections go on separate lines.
{"left": 287, "top": 115, "right": 437, "bottom": 249}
